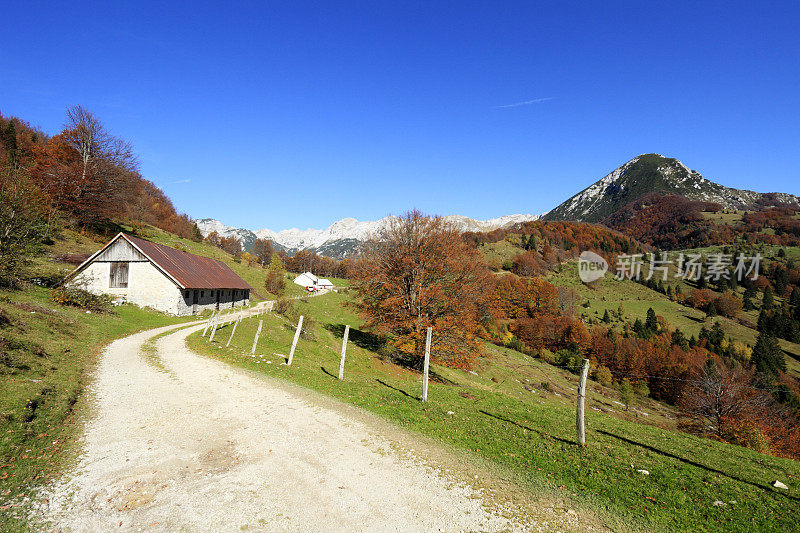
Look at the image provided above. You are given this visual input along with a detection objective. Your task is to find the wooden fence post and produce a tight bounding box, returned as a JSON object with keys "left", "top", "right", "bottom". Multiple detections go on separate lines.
{"left": 422, "top": 327, "right": 432, "bottom": 402}
{"left": 226, "top": 318, "right": 239, "bottom": 347}
{"left": 576, "top": 358, "right": 590, "bottom": 447}
{"left": 338, "top": 325, "right": 350, "bottom": 380}
{"left": 202, "top": 311, "right": 215, "bottom": 337}
{"left": 208, "top": 316, "right": 219, "bottom": 343}
{"left": 287, "top": 315, "right": 304, "bottom": 366}
{"left": 251, "top": 320, "right": 263, "bottom": 355}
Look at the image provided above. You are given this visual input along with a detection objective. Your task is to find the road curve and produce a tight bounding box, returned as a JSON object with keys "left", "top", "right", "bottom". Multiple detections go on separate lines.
{"left": 36, "top": 321, "right": 544, "bottom": 532}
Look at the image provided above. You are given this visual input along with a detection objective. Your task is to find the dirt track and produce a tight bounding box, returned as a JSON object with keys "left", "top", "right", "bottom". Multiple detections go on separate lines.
{"left": 36, "top": 320, "right": 574, "bottom": 531}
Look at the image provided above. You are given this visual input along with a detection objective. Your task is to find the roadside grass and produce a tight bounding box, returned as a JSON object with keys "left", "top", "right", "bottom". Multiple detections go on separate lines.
{"left": 187, "top": 292, "right": 800, "bottom": 532}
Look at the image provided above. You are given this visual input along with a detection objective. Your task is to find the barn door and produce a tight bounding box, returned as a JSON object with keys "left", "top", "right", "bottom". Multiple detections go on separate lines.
{"left": 215, "top": 290, "right": 220, "bottom": 310}
{"left": 192, "top": 290, "right": 199, "bottom": 315}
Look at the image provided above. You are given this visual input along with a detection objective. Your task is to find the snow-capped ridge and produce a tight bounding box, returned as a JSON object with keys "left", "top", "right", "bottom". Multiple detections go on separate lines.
{"left": 197, "top": 213, "right": 541, "bottom": 259}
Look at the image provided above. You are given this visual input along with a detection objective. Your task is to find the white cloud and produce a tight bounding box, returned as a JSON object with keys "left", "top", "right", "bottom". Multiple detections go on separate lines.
{"left": 494, "top": 97, "right": 554, "bottom": 109}
{"left": 169, "top": 178, "right": 192, "bottom": 184}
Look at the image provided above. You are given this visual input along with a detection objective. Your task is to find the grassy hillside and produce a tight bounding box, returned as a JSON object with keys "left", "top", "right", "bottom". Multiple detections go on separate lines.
{"left": 548, "top": 262, "right": 800, "bottom": 380}
{"left": 186, "top": 292, "right": 799, "bottom": 532}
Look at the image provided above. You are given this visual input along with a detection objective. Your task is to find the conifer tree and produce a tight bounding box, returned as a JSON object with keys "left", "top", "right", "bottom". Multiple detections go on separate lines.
{"left": 751, "top": 331, "right": 786, "bottom": 380}
{"left": 763, "top": 286, "right": 774, "bottom": 310}
{"left": 645, "top": 307, "right": 658, "bottom": 332}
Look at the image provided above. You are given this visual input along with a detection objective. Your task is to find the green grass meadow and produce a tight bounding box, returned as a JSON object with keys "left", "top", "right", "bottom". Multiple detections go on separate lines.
{"left": 187, "top": 292, "right": 800, "bottom": 532}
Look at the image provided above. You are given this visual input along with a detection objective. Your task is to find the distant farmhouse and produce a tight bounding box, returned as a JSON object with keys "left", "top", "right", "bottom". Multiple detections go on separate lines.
{"left": 293, "top": 272, "right": 334, "bottom": 292}
{"left": 66, "top": 233, "right": 253, "bottom": 315}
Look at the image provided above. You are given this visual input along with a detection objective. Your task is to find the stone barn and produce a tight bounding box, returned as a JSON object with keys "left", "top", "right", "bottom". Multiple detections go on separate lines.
{"left": 65, "top": 233, "right": 253, "bottom": 315}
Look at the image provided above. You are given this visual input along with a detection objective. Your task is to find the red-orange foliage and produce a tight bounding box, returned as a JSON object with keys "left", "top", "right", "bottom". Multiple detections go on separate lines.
{"left": 352, "top": 211, "right": 491, "bottom": 369}
{"left": 4, "top": 110, "right": 200, "bottom": 239}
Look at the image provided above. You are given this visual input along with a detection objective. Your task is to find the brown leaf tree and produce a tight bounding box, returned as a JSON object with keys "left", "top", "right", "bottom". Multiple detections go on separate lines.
{"left": 351, "top": 210, "right": 490, "bottom": 369}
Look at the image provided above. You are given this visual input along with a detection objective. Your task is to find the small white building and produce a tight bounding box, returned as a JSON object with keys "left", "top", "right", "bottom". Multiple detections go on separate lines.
{"left": 65, "top": 233, "right": 253, "bottom": 315}
{"left": 293, "top": 272, "right": 335, "bottom": 291}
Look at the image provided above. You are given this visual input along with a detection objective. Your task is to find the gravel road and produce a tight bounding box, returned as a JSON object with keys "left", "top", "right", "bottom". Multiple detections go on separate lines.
{"left": 34, "top": 320, "right": 552, "bottom": 531}
{"left": 36, "top": 320, "right": 583, "bottom": 532}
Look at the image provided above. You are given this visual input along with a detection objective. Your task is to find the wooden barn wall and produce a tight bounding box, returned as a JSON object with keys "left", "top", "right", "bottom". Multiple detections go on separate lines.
{"left": 95, "top": 238, "right": 148, "bottom": 262}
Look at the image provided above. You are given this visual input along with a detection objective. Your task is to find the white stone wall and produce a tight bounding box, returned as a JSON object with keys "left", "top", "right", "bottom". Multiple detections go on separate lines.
{"left": 69, "top": 261, "right": 250, "bottom": 316}
{"left": 69, "top": 261, "right": 184, "bottom": 314}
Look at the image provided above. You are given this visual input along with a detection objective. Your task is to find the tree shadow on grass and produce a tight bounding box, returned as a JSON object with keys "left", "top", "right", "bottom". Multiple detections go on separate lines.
{"left": 597, "top": 429, "right": 799, "bottom": 502}
{"left": 376, "top": 379, "right": 418, "bottom": 400}
{"left": 479, "top": 410, "right": 575, "bottom": 445}
{"left": 324, "top": 323, "right": 455, "bottom": 384}
{"left": 325, "top": 323, "right": 383, "bottom": 351}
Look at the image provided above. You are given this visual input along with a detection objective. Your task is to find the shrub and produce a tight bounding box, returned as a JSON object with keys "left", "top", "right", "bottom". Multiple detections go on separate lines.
{"left": 507, "top": 335, "right": 526, "bottom": 353}
{"left": 593, "top": 365, "right": 613, "bottom": 387}
{"left": 538, "top": 348, "right": 556, "bottom": 365}
{"left": 274, "top": 297, "right": 293, "bottom": 316}
{"left": 555, "top": 348, "right": 581, "bottom": 372}
{"left": 634, "top": 381, "right": 650, "bottom": 398}
{"left": 540, "top": 381, "right": 553, "bottom": 392}
{"left": 723, "top": 420, "right": 771, "bottom": 454}
{"left": 50, "top": 287, "right": 112, "bottom": 312}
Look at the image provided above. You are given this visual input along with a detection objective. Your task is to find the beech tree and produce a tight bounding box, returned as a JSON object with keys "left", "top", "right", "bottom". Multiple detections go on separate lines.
{"left": 351, "top": 210, "right": 490, "bottom": 369}
{"left": 252, "top": 238, "right": 274, "bottom": 266}
{"left": 680, "top": 361, "right": 763, "bottom": 437}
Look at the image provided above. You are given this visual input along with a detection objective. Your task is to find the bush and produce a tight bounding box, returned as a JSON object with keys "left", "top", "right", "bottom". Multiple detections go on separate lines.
{"left": 507, "top": 335, "right": 526, "bottom": 353}
{"left": 50, "top": 287, "right": 112, "bottom": 312}
{"left": 723, "top": 420, "right": 771, "bottom": 454}
{"left": 538, "top": 348, "right": 556, "bottom": 365}
{"left": 593, "top": 365, "right": 613, "bottom": 387}
{"left": 634, "top": 381, "right": 650, "bottom": 398}
{"left": 274, "top": 297, "right": 293, "bottom": 316}
{"left": 540, "top": 381, "right": 553, "bottom": 392}
{"left": 555, "top": 349, "right": 581, "bottom": 373}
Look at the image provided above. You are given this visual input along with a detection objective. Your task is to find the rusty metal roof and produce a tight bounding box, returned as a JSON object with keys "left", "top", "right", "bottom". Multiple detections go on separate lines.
{"left": 123, "top": 234, "right": 253, "bottom": 290}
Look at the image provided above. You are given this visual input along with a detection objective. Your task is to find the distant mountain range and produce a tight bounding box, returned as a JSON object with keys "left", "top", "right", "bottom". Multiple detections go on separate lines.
{"left": 544, "top": 153, "right": 799, "bottom": 223}
{"left": 198, "top": 153, "right": 798, "bottom": 259}
{"left": 196, "top": 214, "right": 540, "bottom": 259}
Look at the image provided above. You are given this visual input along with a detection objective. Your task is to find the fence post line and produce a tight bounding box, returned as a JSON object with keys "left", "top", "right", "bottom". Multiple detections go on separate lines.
{"left": 422, "top": 326, "right": 432, "bottom": 402}
{"left": 202, "top": 311, "right": 215, "bottom": 337}
{"left": 251, "top": 320, "right": 263, "bottom": 355}
{"left": 287, "top": 315, "right": 304, "bottom": 366}
{"left": 226, "top": 318, "right": 239, "bottom": 347}
{"left": 576, "top": 358, "right": 590, "bottom": 447}
{"left": 338, "top": 325, "right": 350, "bottom": 380}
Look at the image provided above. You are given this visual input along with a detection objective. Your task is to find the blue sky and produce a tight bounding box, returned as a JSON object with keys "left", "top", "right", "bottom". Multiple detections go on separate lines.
{"left": 2, "top": 2, "right": 798, "bottom": 230}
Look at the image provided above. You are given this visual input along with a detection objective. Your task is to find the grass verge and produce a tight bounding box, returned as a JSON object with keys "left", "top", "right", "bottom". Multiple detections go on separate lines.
{"left": 186, "top": 292, "right": 799, "bottom": 532}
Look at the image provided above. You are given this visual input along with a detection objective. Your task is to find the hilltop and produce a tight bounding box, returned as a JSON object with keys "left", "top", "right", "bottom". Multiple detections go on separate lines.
{"left": 544, "top": 153, "right": 800, "bottom": 223}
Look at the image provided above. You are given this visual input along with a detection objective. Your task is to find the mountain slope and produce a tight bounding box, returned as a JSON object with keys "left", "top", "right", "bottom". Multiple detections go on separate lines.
{"left": 544, "top": 153, "right": 799, "bottom": 223}
{"left": 197, "top": 214, "right": 540, "bottom": 258}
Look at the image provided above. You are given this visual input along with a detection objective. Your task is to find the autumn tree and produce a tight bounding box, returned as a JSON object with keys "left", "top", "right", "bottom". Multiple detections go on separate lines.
{"left": 264, "top": 253, "right": 286, "bottom": 296}
{"left": 252, "top": 238, "right": 274, "bottom": 266}
{"left": 680, "top": 361, "right": 764, "bottom": 437}
{"left": 0, "top": 169, "right": 48, "bottom": 287}
{"left": 351, "top": 210, "right": 490, "bottom": 368}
